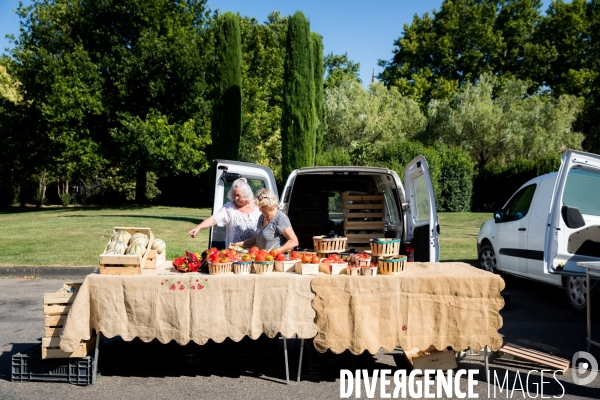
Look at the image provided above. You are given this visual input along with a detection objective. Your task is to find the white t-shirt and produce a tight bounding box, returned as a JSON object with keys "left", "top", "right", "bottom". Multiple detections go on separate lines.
{"left": 212, "top": 202, "right": 261, "bottom": 248}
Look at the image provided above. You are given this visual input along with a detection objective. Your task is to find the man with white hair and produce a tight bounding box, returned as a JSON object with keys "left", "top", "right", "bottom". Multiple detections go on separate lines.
{"left": 188, "top": 178, "right": 261, "bottom": 248}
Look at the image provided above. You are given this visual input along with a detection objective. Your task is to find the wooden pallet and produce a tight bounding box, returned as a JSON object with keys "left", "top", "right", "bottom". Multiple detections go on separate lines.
{"left": 498, "top": 343, "right": 570, "bottom": 374}
{"left": 343, "top": 193, "right": 385, "bottom": 247}
{"left": 42, "top": 281, "right": 95, "bottom": 359}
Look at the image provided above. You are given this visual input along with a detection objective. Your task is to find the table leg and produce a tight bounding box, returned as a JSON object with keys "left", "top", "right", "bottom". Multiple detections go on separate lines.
{"left": 92, "top": 331, "right": 102, "bottom": 385}
{"left": 484, "top": 345, "right": 489, "bottom": 383}
{"left": 283, "top": 337, "right": 290, "bottom": 385}
{"left": 297, "top": 339, "right": 305, "bottom": 382}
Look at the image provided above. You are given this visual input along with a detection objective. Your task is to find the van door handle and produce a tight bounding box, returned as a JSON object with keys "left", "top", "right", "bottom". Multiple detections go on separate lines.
{"left": 518, "top": 228, "right": 526, "bottom": 231}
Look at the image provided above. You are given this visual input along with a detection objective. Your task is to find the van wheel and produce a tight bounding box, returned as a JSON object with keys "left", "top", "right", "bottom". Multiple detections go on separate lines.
{"left": 564, "top": 276, "right": 587, "bottom": 311}
{"left": 478, "top": 244, "right": 497, "bottom": 273}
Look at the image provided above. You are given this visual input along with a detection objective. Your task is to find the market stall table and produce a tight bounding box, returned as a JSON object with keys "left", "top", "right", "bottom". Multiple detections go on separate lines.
{"left": 60, "top": 261, "right": 505, "bottom": 383}
{"left": 59, "top": 262, "right": 318, "bottom": 383}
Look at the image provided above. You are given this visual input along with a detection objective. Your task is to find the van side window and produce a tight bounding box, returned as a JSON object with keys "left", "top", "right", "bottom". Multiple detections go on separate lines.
{"left": 563, "top": 168, "right": 600, "bottom": 217}
{"left": 501, "top": 184, "right": 537, "bottom": 222}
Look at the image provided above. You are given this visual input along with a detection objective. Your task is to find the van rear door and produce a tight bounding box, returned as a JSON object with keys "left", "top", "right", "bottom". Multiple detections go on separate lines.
{"left": 544, "top": 150, "right": 600, "bottom": 275}
{"left": 210, "top": 160, "right": 277, "bottom": 249}
{"left": 404, "top": 156, "right": 440, "bottom": 262}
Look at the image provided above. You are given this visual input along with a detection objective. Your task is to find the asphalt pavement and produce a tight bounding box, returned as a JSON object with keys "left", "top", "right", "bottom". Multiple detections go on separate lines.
{"left": 0, "top": 273, "right": 599, "bottom": 399}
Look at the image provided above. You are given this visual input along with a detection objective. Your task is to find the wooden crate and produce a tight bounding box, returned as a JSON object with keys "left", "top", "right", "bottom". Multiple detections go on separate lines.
{"left": 405, "top": 348, "right": 457, "bottom": 371}
{"left": 343, "top": 193, "right": 385, "bottom": 247}
{"left": 499, "top": 343, "right": 570, "bottom": 373}
{"left": 42, "top": 282, "right": 95, "bottom": 359}
{"left": 99, "top": 227, "right": 154, "bottom": 275}
{"left": 313, "top": 236, "right": 347, "bottom": 253}
{"left": 144, "top": 249, "right": 166, "bottom": 269}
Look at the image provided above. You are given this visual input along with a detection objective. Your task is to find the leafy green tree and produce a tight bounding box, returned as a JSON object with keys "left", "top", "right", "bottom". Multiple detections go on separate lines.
{"left": 281, "top": 11, "right": 315, "bottom": 179}
{"left": 323, "top": 80, "right": 426, "bottom": 161}
{"left": 324, "top": 52, "right": 361, "bottom": 89}
{"left": 533, "top": 0, "right": 600, "bottom": 153}
{"left": 237, "top": 12, "right": 287, "bottom": 179}
{"left": 378, "top": 0, "right": 545, "bottom": 105}
{"left": 312, "top": 32, "right": 325, "bottom": 157}
{"left": 212, "top": 11, "right": 243, "bottom": 162}
{"left": 425, "top": 73, "right": 583, "bottom": 170}
{"left": 10, "top": 0, "right": 213, "bottom": 204}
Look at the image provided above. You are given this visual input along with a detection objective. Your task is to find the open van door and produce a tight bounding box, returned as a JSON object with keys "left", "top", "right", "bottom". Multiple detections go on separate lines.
{"left": 404, "top": 156, "right": 440, "bottom": 262}
{"left": 544, "top": 150, "right": 600, "bottom": 275}
{"left": 210, "top": 160, "right": 277, "bottom": 249}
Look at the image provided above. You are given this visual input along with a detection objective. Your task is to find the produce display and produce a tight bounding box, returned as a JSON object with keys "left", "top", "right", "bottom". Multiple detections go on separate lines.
{"left": 167, "top": 234, "right": 407, "bottom": 276}
{"left": 102, "top": 230, "right": 149, "bottom": 259}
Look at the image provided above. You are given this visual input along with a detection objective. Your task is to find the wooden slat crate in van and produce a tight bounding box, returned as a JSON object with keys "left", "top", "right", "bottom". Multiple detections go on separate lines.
{"left": 343, "top": 193, "right": 385, "bottom": 247}
{"left": 99, "top": 227, "right": 154, "bottom": 275}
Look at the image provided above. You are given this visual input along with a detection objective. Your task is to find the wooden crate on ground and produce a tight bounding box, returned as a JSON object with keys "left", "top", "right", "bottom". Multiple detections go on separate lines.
{"left": 404, "top": 348, "right": 457, "bottom": 371}
{"left": 343, "top": 193, "right": 385, "bottom": 248}
{"left": 99, "top": 227, "right": 154, "bottom": 275}
{"left": 42, "top": 282, "right": 95, "bottom": 359}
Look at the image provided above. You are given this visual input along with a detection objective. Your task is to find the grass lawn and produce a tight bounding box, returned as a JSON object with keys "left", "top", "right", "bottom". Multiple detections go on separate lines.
{"left": 0, "top": 206, "right": 491, "bottom": 267}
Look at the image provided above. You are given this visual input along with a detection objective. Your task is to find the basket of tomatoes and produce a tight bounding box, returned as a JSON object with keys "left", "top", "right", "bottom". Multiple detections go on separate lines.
{"left": 274, "top": 250, "right": 301, "bottom": 272}
{"left": 354, "top": 253, "right": 372, "bottom": 268}
{"left": 318, "top": 253, "right": 348, "bottom": 275}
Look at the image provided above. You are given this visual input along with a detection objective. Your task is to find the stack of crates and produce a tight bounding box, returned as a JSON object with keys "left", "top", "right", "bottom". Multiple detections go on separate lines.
{"left": 42, "top": 281, "right": 96, "bottom": 359}
{"left": 12, "top": 281, "right": 96, "bottom": 385}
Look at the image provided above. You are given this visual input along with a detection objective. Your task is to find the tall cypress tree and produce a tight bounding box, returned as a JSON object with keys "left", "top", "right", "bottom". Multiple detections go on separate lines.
{"left": 281, "top": 11, "right": 315, "bottom": 179}
{"left": 212, "top": 12, "right": 243, "bottom": 161}
{"left": 311, "top": 32, "right": 325, "bottom": 160}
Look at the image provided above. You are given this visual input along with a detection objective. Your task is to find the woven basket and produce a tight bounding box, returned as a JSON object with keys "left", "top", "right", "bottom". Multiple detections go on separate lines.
{"left": 313, "top": 236, "right": 347, "bottom": 253}
{"left": 253, "top": 261, "right": 274, "bottom": 274}
{"left": 378, "top": 256, "right": 407, "bottom": 275}
{"left": 361, "top": 266, "right": 378, "bottom": 276}
{"left": 208, "top": 261, "right": 233, "bottom": 275}
{"left": 347, "top": 266, "right": 361, "bottom": 276}
{"left": 274, "top": 260, "right": 299, "bottom": 272}
{"left": 369, "top": 238, "right": 401, "bottom": 256}
{"left": 233, "top": 261, "right": 253, "bottom": 274}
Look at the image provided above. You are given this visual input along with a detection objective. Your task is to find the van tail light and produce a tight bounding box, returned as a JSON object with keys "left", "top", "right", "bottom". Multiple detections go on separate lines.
{"left": 406, "top": 246, "right": 415, "bottom": 262}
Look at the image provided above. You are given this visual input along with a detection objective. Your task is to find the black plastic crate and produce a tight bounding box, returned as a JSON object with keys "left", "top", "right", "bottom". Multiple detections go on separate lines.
{"left": 12, "top": 345, "right": 93, "bottom": 385}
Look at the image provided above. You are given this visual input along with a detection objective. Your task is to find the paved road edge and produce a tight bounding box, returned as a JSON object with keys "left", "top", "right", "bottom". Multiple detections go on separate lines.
{"left": 0, "top": 266, "right": 98, "bottom": 278}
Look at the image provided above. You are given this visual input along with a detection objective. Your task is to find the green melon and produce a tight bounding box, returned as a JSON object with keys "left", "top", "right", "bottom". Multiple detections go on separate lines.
{"left": 112, "top": 230, "right": 131, "bottom": 243}
{"left": 107, "top": 240, "right": 127, "bottom": 255}
{"left": 151, "top": 238, "right": 166, "bottom": 254}
{"left": 104, "top": 249, "right": 121, "bottom": 255}
{"left": 130, "top": 232, "right": 148, "bottom": 242}
{"left": 126, "top": 242, "right": 146, "bottom": 256}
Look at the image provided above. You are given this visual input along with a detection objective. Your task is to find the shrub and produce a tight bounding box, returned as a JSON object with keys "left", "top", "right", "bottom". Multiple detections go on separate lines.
{"left": 60, "top": 193, "right": 72, "bottom": 207}
{"left": 436, "top": 145, "right": 474, "bottom": 212}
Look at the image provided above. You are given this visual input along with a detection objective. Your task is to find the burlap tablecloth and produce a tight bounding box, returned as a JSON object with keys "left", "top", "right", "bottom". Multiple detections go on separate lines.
{"left": 59, "top": 263, "right": 317, "bottom": 352}
{"left": 310, "top": 262, "right": 504, "bottom": 355}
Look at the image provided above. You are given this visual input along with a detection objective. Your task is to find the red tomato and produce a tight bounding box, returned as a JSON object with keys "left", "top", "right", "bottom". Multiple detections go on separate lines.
{"left": 311, "top": 255, "right": 320, "bottom": 264}
{"left": 291, "top": 251, "right": 300, "bottom": 260}
{"left": 301, "top": 254, "right": 312, "bottom": 263}
{"left": 255, "top": 254, "right": 266, "bottom": 262}
{"left": 209, "top": 247, "right": 219, "bottom": 256}
{"left": 249, "top": 246, "right": 259, "bottom": 255}
{"left": 269, "top": 249, "right": 279, "bottom": 257}
{"left": 241, "top": 254, "right": 252, "bottom": 262}
{"left": 276, "top": 253, "right": 286, "bottom": 261}
{"left": 259, "top": 249, "right": 268, "bottom": 255}
{"left": 331, "top": 254, "right": 341, "bottom": 261}
{"left": 229, "top": 249, "right": 237, "bottom": 257}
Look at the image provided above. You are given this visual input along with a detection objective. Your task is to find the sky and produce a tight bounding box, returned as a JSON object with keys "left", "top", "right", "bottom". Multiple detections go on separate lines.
{"left": 1, "top": 0, "right": 551, "bottom": 85}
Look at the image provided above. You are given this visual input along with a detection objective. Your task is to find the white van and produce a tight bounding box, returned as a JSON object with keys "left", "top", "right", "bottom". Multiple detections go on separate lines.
{"left": 210, "top": 156, "right": 440, "bottom": 262}
{"left": 477, "top": 150, "right": 600, "bottom": 310}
